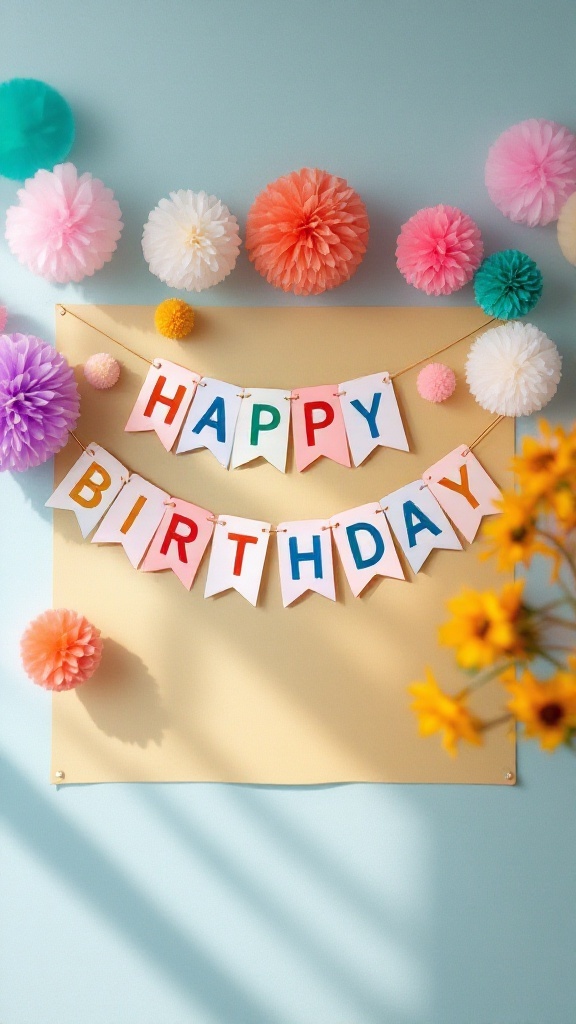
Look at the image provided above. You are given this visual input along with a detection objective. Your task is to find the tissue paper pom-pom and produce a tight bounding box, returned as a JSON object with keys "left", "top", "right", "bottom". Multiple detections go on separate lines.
{"left": 155, "top": 298, "right": 195, "bottom": 339}
{"left": 5, "top": 162, "right": 123, "bottom": 284}
{"left": 417, "top": 363, "right": 457, "bottom": 402}
{"left": 396, "top": 205, "right": 483, "bottom": 296}
{"left": 0, "top": 78, "right": 74, "bottom": 180}
{"left": 21, "top": 608, "right": 103, "bottom": 691}
{"left": 0, "top": 307, "right": 6, "bottom": 332}
{"left": 485, "top": 120, "right": 576, "bottom": 226}
{"left": 246, "top": 167, "right": 369, "bottom": 296}
{"left": 557, "top": 192, "right": 576, "bottom": 265}
{"left": 466, "top": 321, "right": 561, "bottom": 417}
{"left": 142, "top": 190, "right": 241, "bottom": 292}
{"left": 474, "top": 249, "right": 543, "bottom": 319}
{"left": 0, "top": 333, "right": 79, "bottom": 472}
{"left": 84, "top": 353, "right": 120, "bottom": 390}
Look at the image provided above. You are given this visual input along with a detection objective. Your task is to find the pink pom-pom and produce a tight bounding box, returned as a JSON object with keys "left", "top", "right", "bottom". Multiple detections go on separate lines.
{"left": 0, "top": 306, "right": 6, "bottom": 332}
{"left": 396, "top": 205, "right": 483, "bottom": 296}
{"left": 5, "top": 162, "right": 123, "bottom": 283}
{"left": 417, "top": 363, "right": 457, "bottom": 403}
{"left": 84, "top": 352, "right": 120, "bottom": 389}
{"left": 485, "top": 119, "right": 576, "bottom": 226}
{"left": 21, "top": 608, "right": 103, "bottom": 691}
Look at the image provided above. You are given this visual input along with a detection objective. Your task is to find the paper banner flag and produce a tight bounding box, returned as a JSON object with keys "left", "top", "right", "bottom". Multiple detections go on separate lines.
{"left": 276, "top": 520, "right": 336, "bottom": 607}
{"left": 204, "top": 515, "right": 271, "bottom": 606}
{"left": 339, "top": 373, "right": 409, "bottom": 466}
{"left": 381, "top": 480, "right": 462, "bottom": 573}
{"left": 46, "top": 443, "right": 127, "bottom": 538}
{"left": 424, "top": 446, "right": 503, "bottom": 543}
{"left": 176, "top": 377, "right": 243, "bottom": 468}
{"left": 125, "top": 360, "right": 200, "bottom": 452}
{"left": 230, "top": 387, "right": 292, "bottom": 472}
{"left": 140, "top": 497, "right": 214, "bottom": 589}
{"left": 291, "top": 384, "right": 351, "bottom": 472}
{"left": 331, "top": 502, "right": 405, "bottom": 597}
{"left": 91, "top": 475, "right": 169, "bottom": 568}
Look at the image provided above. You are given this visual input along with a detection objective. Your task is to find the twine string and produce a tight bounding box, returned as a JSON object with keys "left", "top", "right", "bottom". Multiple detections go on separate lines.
{"left": 58, "top": 305, "right": 153, "bottom": 366}
{"left": 389, "top": 317, "right": 497, "bottom": 380}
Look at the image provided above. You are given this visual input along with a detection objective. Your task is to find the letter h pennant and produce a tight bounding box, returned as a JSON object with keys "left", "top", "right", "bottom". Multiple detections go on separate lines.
{"left": 125, "top": 359, "right": 201, "bottom": 451}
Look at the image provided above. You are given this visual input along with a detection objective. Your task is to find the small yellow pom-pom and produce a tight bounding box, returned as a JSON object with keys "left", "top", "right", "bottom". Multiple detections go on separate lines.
{"left": 154, "top": 298, "right": 195, "bottom": 340}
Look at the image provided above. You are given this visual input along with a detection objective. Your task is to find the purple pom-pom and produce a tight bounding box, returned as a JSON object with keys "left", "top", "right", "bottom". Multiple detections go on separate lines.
{"left": 0, "top": 333, "right": 80, "bottom": 472}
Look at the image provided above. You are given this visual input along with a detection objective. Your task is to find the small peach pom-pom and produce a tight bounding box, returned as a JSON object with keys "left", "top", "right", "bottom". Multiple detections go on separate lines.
{"left": 21, "top": 608, "right": 103, "bottom": 691}
{"left": 485, "top": 119, "right": 576, "bottom": 226}
{"left": 155, "top": 298, "right": 195, "bottom": 339}
{"left": 396, "top": 205, "right": 483, "bottom": 296}
{"left": 417, "top": 363, "right": 457, "bottom": 403}
{"left": 246, "top": 167, "right": 369, "bottom": 296}
{"left": 83, "top": 352, "right": 120, "bottom": 389}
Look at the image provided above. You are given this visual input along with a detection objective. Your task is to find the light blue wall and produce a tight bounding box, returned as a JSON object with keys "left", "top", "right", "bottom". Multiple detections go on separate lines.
{"left": 1, "top": 3, "right": 575, "bottom": 1022}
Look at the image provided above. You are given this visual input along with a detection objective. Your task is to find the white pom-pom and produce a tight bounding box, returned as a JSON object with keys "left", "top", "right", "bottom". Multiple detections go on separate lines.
{"left": 465, "top": 321, "right": 562, "bottom": 417}
{"left": 142, "top": 190, "right": 241, "bottom": 292}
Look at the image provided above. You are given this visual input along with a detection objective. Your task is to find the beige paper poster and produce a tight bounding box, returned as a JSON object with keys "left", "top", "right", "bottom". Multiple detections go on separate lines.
{"left": 52, "top": 306, "right": 515, "bottom": 785}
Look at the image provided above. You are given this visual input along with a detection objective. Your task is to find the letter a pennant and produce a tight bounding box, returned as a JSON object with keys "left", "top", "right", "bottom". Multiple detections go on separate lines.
{"left": 176, "top": 377, "right": 242, "bottom": 468}
{"left": 382, "top": 480, "right": 461, "bottom": 573}
{"left": 204, "top": 515, "right": 271, "bottom": 606}
{"left": 425, "top": 446, "right": 503, "bottom": 543}
{"left": 46, "top": 443, "right": 127, "bottom": 537}
{"left": 276, "top": 520, "right": 336, "bottom": 607}
{"left": 125, "top": 360, "right": 200, "bottom": 451}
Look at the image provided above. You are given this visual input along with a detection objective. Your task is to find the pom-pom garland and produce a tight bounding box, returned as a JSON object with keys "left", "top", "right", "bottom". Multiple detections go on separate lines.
{"left": 155, "top": 298, "right": 195, "bottom": 339}
{"left": 5, "top": 163, "right": 123, "bottom": 284}
{"left": 473, "top": 249, "right": 543, "bottom": 320}
{"left": 485, "top": 119, "right": 576, "bottom": 227}
{"left": 0, "top": 333, "right": 79, "bottom": 472}
{"left": 557, "top": 192, "right": 576, "bottom": 266}
{"left": 142, "top": 190, "right": 241, "bottom": 292}
{"left": 416, "top": 363, "right": 457, "bottom": 403}
{"left": 246, "top": 167, "right": 369, "bottom": 296}
{"left": 20, "top": 608, "right": 103, "bottom": 690}
{"left": 465, "top": 321, "right": 562, "bottom": 417}
{"left": 0, "top": 306, "right": 6, "bottom": 333}
{"left": 0, "top": 78, "right": 74, "bottom": 181}
{"left": 396, "top": 205, "right": 483, "bottom": 296}
{"left": 84, "top": 353, "right": 120, "bottom": 390}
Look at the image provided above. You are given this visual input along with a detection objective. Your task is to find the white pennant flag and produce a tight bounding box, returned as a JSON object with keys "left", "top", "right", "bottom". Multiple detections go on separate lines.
{"left": 381, "top": 480, "right": 461, "bottom": 573}
{"left": 176, "top": 377, "right": 242, "bottom": 468}
{"left": 125, "top": 360, "right": 200, "bottom": 451}
{"left": 46, "top": 443, "right": 127, "bottom": 538}
{"left": 204, "top": 515, "right": 271, "bottom": 605}
{"left": 425, "top": 446, "right": 503, "bottom": 543}
{"left": 230, "top": 387, "right": 292, "bottom": 472}
{"left": 91, "top": 475, "right": 169, "bottom": 568}
{"left": 339, "top": 372, "right": 409, "bottom": 467}
{"left": 276, "top": 520, "right": 335, "bottom": 607}
{"left": 331, "top": 502, "right": 405, "bottom": 597}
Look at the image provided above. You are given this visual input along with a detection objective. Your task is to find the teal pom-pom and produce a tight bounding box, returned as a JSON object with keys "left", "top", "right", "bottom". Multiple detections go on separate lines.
{"left": 474, "top": 249, "right": 543, "bottom": 320}
{"left": 0, "top": 78, "right": 74, "bottom": 180}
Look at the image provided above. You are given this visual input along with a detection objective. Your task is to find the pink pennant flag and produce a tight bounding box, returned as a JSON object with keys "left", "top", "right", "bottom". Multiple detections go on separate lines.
{"left": 291, "top": 384, "right": 351, "bottom": 472}
{"left": 46, "top": 443, "right": 127, "bottom": 538}
{"left": 276, "top": 520, "right": 336, "bottom": 607}
{"left": 331, "top": 502, "right": 405, "bottom": 597}
{"left": 140, "top": 498, "right": 214, "bottom": 589}
{"left": 91, "top": 475, "right": 169, "bottom": 568}
{"left": 204, "top": 515, "right": 271, "bottom": 606}
{"left": 125, "top": 359, "right": 200, "bottom": 451}
{"left": 425, "top": 446, "right": 503, "bottom": 543}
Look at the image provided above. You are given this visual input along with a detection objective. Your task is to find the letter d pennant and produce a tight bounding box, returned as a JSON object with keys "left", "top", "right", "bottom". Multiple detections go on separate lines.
{"left": 331, "top": 503, "right": 405, "bottom": 597}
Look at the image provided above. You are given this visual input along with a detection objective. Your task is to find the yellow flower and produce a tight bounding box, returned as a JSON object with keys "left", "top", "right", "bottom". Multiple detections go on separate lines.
{"left": 439, "top": 581, "right": 532, "bottom": 671}
{"left": 481, "top": 491, "right": 553, "bottom": 571}
{"left": 512, "top": 420, "right": 574, "bottom": 499}
{"left": 409, "top": 668, "right": 482, "bottom": 756}
{"left": 504, "top": 666, "right": 576, "bottom": 751}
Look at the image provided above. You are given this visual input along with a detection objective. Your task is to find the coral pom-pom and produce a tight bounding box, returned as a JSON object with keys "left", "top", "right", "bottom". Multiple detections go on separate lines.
{"left": 466, "top": 321, "right": 562, "bottom": 417}
{"left": 0, "top": 306, "right": 6, "bottom": 332}
{"left": 84, "top": 352, "right": 120, "bottom": 389}
{"left": 485, "top": 119, "right": 576, "bottom": 226}
{"left": 246, "top": 167, "right": 369, "bottom": 296}
{"left": 474, "top": 249, "right": 543, "bottom": 319}
{"left": 557, "top": 192, "right": 576, "bottom": 265}
{"left": 21, "top": 608, "right": 103, "bottom": 691}
{"left": 396, "top": 205, "right": 483, "bottom": 296}
{"left": 0, "top": 78, "right": 74, "bottom": 180}
{"left": 417, "top": 363, "right": 457, "bottom": 403}
{"left": 155, "top": 298, "right": 195, "bottom": 339}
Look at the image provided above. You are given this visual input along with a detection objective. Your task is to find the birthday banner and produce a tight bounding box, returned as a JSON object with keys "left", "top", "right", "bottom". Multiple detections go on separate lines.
{"left": 125, "top": 360, "right": 409, "bottom": 470}
{"left": 47, "top": 441, "right": 501, "bottom": 607}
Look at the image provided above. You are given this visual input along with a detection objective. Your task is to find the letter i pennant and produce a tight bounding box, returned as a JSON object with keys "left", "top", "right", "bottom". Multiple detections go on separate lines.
{"left": 46, "top": 444, "right": 127, "bottom": 537}
{"left": 125, "top": 360, "right": 200, "bottom": 451}
{"left": 425, "top": 446, "right": 503, "bottom": 542}
{"left": 276, "top": 520, "right": 336, "bottom": 607}
{"left": 204, "top": 515, "right": 271, "bottom": 606}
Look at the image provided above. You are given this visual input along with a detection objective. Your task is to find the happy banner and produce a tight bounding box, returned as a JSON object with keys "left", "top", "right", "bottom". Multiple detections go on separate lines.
{"left": 47, "top": 442, "right": 502, "bottom": 607}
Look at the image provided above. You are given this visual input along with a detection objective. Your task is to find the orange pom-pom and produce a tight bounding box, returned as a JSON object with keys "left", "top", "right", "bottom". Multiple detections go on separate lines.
{"left": 246, "top": 167, "right": 369, "bottom": 296}
{"left": 154, "top": 298, "right": 195, "bottom": 339}
{"left": 21, "top": 608, "right": 103, "bottom": 691}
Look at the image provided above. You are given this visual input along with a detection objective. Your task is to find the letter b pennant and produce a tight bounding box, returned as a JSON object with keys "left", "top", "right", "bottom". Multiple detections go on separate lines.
{"left": 46, "top": 444, "right": 127, "bottom": 537}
